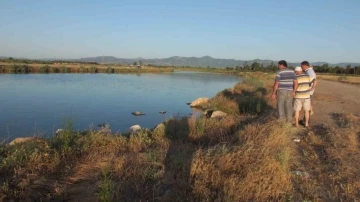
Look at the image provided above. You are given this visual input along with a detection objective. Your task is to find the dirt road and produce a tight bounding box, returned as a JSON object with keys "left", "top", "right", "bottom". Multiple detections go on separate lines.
{"left": 312, "top": 79, "right": 360, "bottom": 126}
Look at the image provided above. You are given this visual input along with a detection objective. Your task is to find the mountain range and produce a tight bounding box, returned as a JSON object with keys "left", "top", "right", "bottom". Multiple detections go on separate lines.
{"left": 2, "top": 56, "right": 359, "bottom": 68}
{"left": 74, "top": 56, "right": 360, "bottom": 68}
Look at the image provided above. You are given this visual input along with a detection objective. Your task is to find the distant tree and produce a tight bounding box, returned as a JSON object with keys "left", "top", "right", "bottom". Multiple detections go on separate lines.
{"left": 133, "top": 62, "right": 137, "bottom": 66}
{"left": 260, "top": 63, "right": 264, "bottom": 71}
{"left": 243, "top": 62, "right": 250, "bottom": 70}
{"left": 139, "top": 60, "right": 142, "bottom": 66}
{"left": 8, "top": 57, "right": 14, "bottom": 60}
{"left": 251, "top": 62, "right": 261, "bottom": 71}
{"left": 345, "top": 64, "right": 352, "bottom": 74}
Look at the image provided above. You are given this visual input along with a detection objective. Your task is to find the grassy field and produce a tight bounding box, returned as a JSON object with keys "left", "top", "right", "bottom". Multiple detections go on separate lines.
{"left": 317, "top": 74, "right": 360, "bottom": 85}
{"left": 0, "top": 72, "right": 359, "bottom": 201}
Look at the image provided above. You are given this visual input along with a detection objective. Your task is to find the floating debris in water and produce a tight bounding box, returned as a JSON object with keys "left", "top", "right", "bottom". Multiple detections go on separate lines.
{"left": 98, "top": 124, "right": 106, "bottom": 128}
{"left": 131, "top": 111, "right": 145, "bottom": 116}
{"left": 159, "top": 111, "right": 167, "bottom": 114}
{"left": 186, "top": 102, "right": 192, "bottom": 105}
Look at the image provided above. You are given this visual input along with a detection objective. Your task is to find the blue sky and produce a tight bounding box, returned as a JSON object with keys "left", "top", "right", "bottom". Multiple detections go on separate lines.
{"left": 1, "top": 0, "right": 359, "bottom": 63}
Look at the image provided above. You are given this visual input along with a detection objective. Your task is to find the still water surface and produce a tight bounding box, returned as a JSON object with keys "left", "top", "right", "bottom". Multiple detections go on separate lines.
{"left": 0, "top": 72, "right": 240, "bottom": 139}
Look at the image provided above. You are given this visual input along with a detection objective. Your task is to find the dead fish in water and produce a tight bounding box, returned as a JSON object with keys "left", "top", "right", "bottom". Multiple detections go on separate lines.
{"left": 159, "top": 111, "right": 167, "bottom": 114}
{"left": 98, "top": 124, "right": 106, "bottom": 128}
{"left": 131, "top": 111, "right": 145, "bottom": 116}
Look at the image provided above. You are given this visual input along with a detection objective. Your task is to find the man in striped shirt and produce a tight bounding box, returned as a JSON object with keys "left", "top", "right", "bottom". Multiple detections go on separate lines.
{"left": 301, "top": 61, "right": 317, "bottom": 115}
{"left": 293, "top": 66, "right": 313, "bottom": 127}
{"left": 272, "top": 60, "right": 296, "bottom": 122}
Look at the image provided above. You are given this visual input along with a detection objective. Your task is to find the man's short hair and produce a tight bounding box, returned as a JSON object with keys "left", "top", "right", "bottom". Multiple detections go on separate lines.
{"left": 301, "top": 61, "right": 310, "bottom": 66}
{"left": 278, "top": 60, "right": 287, "bottom": 67}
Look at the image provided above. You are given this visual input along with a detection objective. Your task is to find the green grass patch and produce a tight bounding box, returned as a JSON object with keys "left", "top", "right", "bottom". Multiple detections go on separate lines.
{"left": 38, "top": 65, "right": 50, "bottom": 73}
{"left": 338, "top": 75, "right": 349, "bottom": 81}
{"left": 242, "top": 77, "right": 264, "bottom": 88}
{"left": 98, "top": 166, "right": 115, "bottom": 202}
{"left": 60, "top": 66, "right": 70, "bottom": 73}
{"left": 89, "top": 66, "right": 97, "bottom": 73}
{"left": 106, "top": 67, "right": 114, "bottom": 74}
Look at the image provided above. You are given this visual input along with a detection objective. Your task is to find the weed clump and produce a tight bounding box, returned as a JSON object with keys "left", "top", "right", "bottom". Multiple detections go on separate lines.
{"left": 106, "top": 67, "right": 114, "bottom": 74}
{"left": 338, "top": 75, "right": 349, "bottom": 81}
{"left": 38, "top": 65, "right": 50, "bottom": 73}
{"left": 60, "top": 66, "right": 70, "bottom": 73}
{"left": 89, "top": 66, "right": 97, "bottom": 73}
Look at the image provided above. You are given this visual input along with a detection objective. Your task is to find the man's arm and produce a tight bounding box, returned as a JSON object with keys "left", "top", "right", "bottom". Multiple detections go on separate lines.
{"left": 311, "top": 79, "right": 317, "bottom": 90}
{"left": 293, "top": 79, "right": 298, "bottom": 98}
{"left": 272, "top": 81, "right": 279, "bottom": 99}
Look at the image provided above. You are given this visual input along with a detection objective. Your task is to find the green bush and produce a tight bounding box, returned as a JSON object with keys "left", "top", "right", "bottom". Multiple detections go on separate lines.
{"left": 38, "top": 65, "right": 50, "bottom": 73}
{"left": 79, "top": 66, "right": 87, "bottom": 73}
{"left": 89, "top": 66, "right": 97, "bottom": 73}
{"left": 51, "top": 115, "right": 77, "bottom": 154}
{"left": 240, "top": 97, "right": 267, "bottom": 114}
{"left": 49, "top": 67, "right": 59, "bottom": 73}
{"left": 242, "top": 77, "right": 263, "bottom": 88}
{"left": 60, "top": 66, "right": 70, "bottom": 73}
{"left": 7, "top": 64, "right": 30, "bottom": 73}
{"left": 338, "top": 75, "right": 348, "bottom": 81}
{"left": 106, "top": 67, "right": 114, "bottom": 74}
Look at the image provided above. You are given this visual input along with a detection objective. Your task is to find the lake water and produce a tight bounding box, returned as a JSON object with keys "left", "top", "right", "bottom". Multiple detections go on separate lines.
{"left": 0, "top": 72, "right": 240, "bottom": 139}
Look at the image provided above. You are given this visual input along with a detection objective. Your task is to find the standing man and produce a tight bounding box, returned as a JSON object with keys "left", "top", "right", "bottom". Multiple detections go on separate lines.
{"left": 293, "top": 67, "right": 313, "bottom": 127}
{"left": 272, "top": 60, "right": 296, "bottom": 123}
{"left": 301, "top": 61, "right": 317, "bottom": 115}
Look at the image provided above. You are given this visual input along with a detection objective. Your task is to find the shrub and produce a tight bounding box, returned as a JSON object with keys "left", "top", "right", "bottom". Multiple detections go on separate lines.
{"left": 98, "top": 167, "right": 115, "bottom": 202}
{"left": 79, "top": 66, "right": 86, "bottom": 73}
{"left": 7, "top": 64, "right": 30, "bottom": 73}
{"left": 38, "top": 65, "right": 50, "bottom": 73}
{"left": 89, "top": 66, "right": 97, "bottom": 73}
{"left": 106, "top": 67, "right": 114, "bottom": 74}
{"left": 60, "top": 66, "right": 70, "bottom": 73}
{"left": 49, "top": 67, "right": 59, "bottom": 73}
{"left": 338, "top": 75, "right": 348, "bottom": 81}
{"left": 242, "top": 77, "right": 263, "bottom": 88}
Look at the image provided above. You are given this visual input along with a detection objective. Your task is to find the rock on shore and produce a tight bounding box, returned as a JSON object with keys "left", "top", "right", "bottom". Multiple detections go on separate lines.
{"left": 8, "top": 137, "right": 40, "bottom": 146}
{"left": 128, "top": 125, "right": 141, "bottom": 133}
{"left": 210, "top": 110, "right": 227, "bottom": 118}
{"left": 189, "top": 97, "right": 209, "bottom": 107}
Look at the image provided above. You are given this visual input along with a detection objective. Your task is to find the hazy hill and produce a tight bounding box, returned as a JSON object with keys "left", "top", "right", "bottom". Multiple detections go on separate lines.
{"left": 1, "top": 56, "right": 359, "bottom": 68}
{"left": 75, "top": 56, "right": 359, "bottom": 68}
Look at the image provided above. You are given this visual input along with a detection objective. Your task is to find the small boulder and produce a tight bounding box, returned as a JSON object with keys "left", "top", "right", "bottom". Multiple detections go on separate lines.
{"left": 210, "top": 110, "right": 227, "bottom": 118}
{"left": 128, "top": 125, "right": 141, "bottom": 133}
{"left": 189, "top": 97, "right": 209, "bottom": 107}
{"left": 154, "top": 123, "right": 165, "bottom": 132}
{"left": 8, "top": 137, "right": 39, "bottom": 146}
{"left": 131, "top": 111, "right": 145, "bottom": 116}
{"left": 55, "top": 129, "right": 63, "bottom": 136}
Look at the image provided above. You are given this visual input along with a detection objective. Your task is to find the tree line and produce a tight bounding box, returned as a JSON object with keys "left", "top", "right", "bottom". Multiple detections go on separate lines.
{"left": 225, "top": 62, "right": 360, "bottom": 75}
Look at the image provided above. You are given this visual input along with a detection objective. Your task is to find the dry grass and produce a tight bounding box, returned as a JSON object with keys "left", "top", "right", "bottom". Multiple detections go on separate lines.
{"left": 0, "top": 73, "right": 359, "bottom": 201}
{"left": 190, "top": 121, "right": 294, "bottom": 201}
{"left": 0, "top": 62, "right": 174, "bottom": 73}
{"left": 318, "top": 74, "right": 360, "bottom": 85}
{"left": 291, "top": 113, "right": 360, "bottom": 201}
